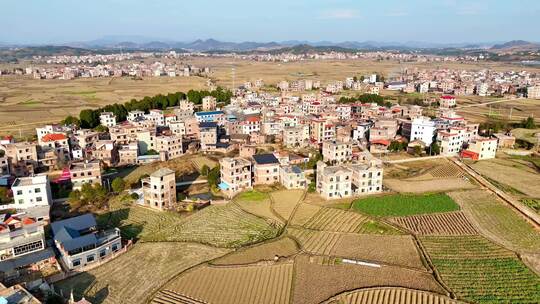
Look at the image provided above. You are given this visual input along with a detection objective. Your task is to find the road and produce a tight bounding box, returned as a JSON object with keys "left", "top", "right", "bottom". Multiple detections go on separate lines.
{"left": 455, "top": 98, "right": 519, "bottom": 109}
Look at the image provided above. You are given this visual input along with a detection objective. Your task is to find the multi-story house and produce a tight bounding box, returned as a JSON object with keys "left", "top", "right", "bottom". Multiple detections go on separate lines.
{"left": 142, "top": 168, "right": 176, "bottom": 210}
{"left": 322, "top": 140, "right": 352, "bottom": 165}
{"left": 316, "top": 161, "right": 352, "bottom": 200}
{"left": 155, "top": 135, "right": 182, "bottom": 160}
{"left": 219, "top": 157, "right": 252, "bottom": 197}
{"left": 202, "top": 96, "right": 217, "bottom": 111}
{"left": 280, "top": 165, "right": 307, "bottom": 189}
{"left": 283, "top": 125, "right": 310, "bottom": 148}
{"left": 70, "top": 161, "right": 102, "bottom": 190}
{"left": 461, "top": 137, "right": 497, "bottom": 160}
{"left": 99, "top": 112, "right": 117, "bottom": 127}
{"left": 350, "top": 159, "right": 383, "bottom": 195}
{"left": 7, "top": 175, "right": 53, "bottom": 211}
{"left": 437, "top": 127, "right": 466, "bottom": 156}
{"left": 369, "top": 119, "right": 398, "bottom": 142}
{"left": 402, "top": 117, "right": 436, "bottom": 146}
{"left": 117, "top": 142, "right": 138, "bottom": 166}
{"left": 439, "top": 95, "right": 456, "bottom": 108}
{"left": 51, "top": 214, "right": 121, "bottom": 270}
{"left": 127, "top": 110, "right": 145, "bottom": 122}
{"left": 92, "top": 140, "right": 118, "bottom": 167}
{"left": 310, "top": 119, "right": 336, "bottom": 144}
{"left": 2, "top": 142, "right": 38, "bottom": 176}
{"left": 199, "top": 122, "right": 218, "bottom": 151}
{"left": 252, "top": 154, "right": 280, "bottom": 185}
{"left": 527, "top": 85, "right": 540, "bottom": 99}
{"left": 195, "top": 111, "right": 225, "bottom": 124}
{"left": 145, "top": 109, "right": 165, "bottom": 126}
{"left": 38, "top": 133, "right": 70, "bottom": 157}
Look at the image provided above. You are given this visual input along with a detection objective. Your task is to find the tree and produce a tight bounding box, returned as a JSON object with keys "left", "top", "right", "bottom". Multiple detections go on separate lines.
{"left": 111, "top": 177, "right": 126, "bottom": 193}
{"left": 522, "top": 116, "right": 536, "bottom": 129}
{"left": 145, "top": 149, "right": 158, "bottom": 155}
{"left": 200, "top": 165, "right": 210, "bottom": 176}
{"left": 79, "top": 109, "right": 98, "bottom": 128}
{"left": 94, "top": 125, "right": 108, "bottom": 133}
{"left": 413, "top": 145, "right": 423, "bottom": 156}
{"left": 389, "top": 141, "right": 405, "bottom": 152}
{"left": 430, "top": 142, "right": 441, "bottom": 155}
{"left": 62, "top": 115, "right": 80, "bottom": 127}
{"left": 207, "top": 166, "right": 220, "bottom": 187}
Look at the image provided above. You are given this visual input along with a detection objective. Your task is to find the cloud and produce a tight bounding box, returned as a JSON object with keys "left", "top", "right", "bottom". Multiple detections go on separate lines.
{"left": 320, "top": 9, "right": 360, "bottom": 19}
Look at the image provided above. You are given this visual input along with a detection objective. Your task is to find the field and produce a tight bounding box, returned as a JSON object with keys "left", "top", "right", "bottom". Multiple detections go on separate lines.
{"left": 0, "top": 76, "right": 207, "bottom": 135}
{"left": 384, "top": 178, "right": 475, "bottom": 193}
{"left": 449, "top": 190, "right": 540, "bottom": 253}
{"left": 99, "top": 198, "right": 279, "bottom": 248}
{"left": 301, "top": 207, "right": 401, "bottom": 234}
{"left": 352, "top": 193, "right": 460, "bottom": 217}
{"left": 470, "top": 158, "right": 540, "bottom": 198}
{"left": 389, "top": 211, "right": 478, "bottom": 235}
{"left": 190, "top": 155, "right": 218, "bottom": 171}
{"left": 269, "top": 189, "right": 305, "bottom": 221}
{"left": 323, "top": 287, "right": 464, "bottom": 304}
{"left": 159, "top": 262, "right": 294, "bottom": 304}
{"left": 56, "top": 242, "right": 229, "bottom": 304}
{"left": 292, "top": 254, "right": 446, "bottom": 304}
{"left": 234, "top": 192, "right": 284, "bottom": 226}
{"left": 456, "top": 99, "right": 540, "bottom": 123}
{"left": 288, "top": 228, "right": 425, "bottom": 269}
{"left": 122, "top": 154, "right": 197, "bottom": 185}
{"left": 212, "top": 237, "right": 299, "bottom": 265}
{"left": 421, "top": 236, "right": 540, "bottom": 304}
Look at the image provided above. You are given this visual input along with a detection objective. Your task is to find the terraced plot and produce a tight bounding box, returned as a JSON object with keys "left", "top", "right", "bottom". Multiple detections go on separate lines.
{"left": 390, "top": 211, "right": 478, "bottom": 235}
{"left": 270, "top": 189, "right": 305, "bottom": 221}
{"left": 212, "top": 237, "right": 299, "bottom": 265}
{"left": 162, "top": 262, "right": 294, "bottom": 304}
{"left": 292, "top": 254, "right": 446, "bottom": 304}
{"left": 56, "top": 242, "right": 229, "bottom": 304}
{"left": 289, "top": 228, "right": 425, "bottom": 269}
{"left": 323, "top": 287, "right": 463, "bottom": 304}
{"left": 450, "top": 190, "right": 540, "bottom": 252}
{"left": 289, "top": 203, "right": 322, "bottom": 226}
{"left": 303, "top": 207, "right": 388, "bottom": 233}
{"left": 235, "top": 196, "right": 284, "bottom": 227}
{"left": 421, "top": 236, "right": 540, "bottom": 304}
{"left": 352, "top": 193, "right": 460, "bottom": 217}
{"left": 428, "top": 163, "right": 464, "bottom": 179}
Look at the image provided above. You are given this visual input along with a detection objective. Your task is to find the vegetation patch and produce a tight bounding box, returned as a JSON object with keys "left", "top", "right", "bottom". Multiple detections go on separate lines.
{"left": 352, "top": 193, "right": 459, "bottom": 217}
{"left": 389, "top": 211, "right": 478, "bottom": 235}
{"left": 236, "top": 190, "right": 269, "bottom": 202}
{"left": 421, "top": 236, "right": 540, "bottom": 304}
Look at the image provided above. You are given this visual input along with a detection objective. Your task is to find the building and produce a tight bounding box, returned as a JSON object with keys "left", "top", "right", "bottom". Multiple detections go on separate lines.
{"left": 155, "top": 135, "right": 183, "bottom": 160}
{"left": 142, "top": 168, "right": 176, "bottom": 210}
{"left": 0, "top": 283, "right": 42, "bottom": 304}
{"left": 202, "top": 96, "right": 217, "bottom": 111}
{"left": 2, "top": 142, "right": 38, "bottom": 176}
{"left": 99, "top": 112, "right": 117, "bottom": 127}
{"left": 51, "top": 214, "right": 121, "bottom": 270}
{"left": 316, "top": 161, "right": 352, "bottom": 200}
{"left": 439, "top": 95, "right": 456, "bottom": 108}
{"left": 283, "top": 125, "right": 309, "bottom": 149}
{"left": 322, "top": 140, "right": 352, "bottom": 165}
{"left": 199, "top": 122, "right": 218, "bottom": 151}
{"left": 7, "top": 175, "right": 53, "bottom": 210}
{"left": 493, "top": 133, "right": 516, "bottom": 148}
{"left": 92, "top": 140, "right": 118, "bottom": 167}
{"left": 405, "top": 117, "right": 436, "bottom": 146}
{"left": 70, "top": 161, "right": 102, "bottom": 190}
{"left": 219, "top": 157, "right": 252, "bottom": 197}
{"left": 461, "top": 137, "right": 497, "bottom": 160}
{"left": 350, "top": 160, "right": 383, "bottom": 195}
{"left": 127, "top": 110, "right": 144, "bottom": 122}
{"left": 527, "top": 85, "right": 540, "bottom": 99}
{"left": 437, "top": 128, "right": 466, "bottom": 156}
{"left": 195, "top": 111, "right": 225, "bottom": 124}
{"left": 280, "top": 165, "right": 307, "bottom": 189}
{"left": 252, "top": 154, "right": 280, "bottom": 185}
{"left": 117, "top": 142, "right": 138, "bottom": 166}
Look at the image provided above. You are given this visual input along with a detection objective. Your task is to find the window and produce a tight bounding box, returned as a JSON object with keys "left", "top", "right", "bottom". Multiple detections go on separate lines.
{"left": 73, "top": 259, "right": 81, "bottom": 267}
{"left": 17, "top": 190, "right": 22, "bottom": 195}
{"left": 35, "top": 188, "right": 41, "bottom": 193}
{"left": 100, "top": 249, "right": 107, "bottom": 257}
{"left": 87, "top": 255, "right": 95, "bottom": 262}
{"left": 36, "top": 197, "right": 42, "bottom": 202}
{"left": 112, "top": 244, "right": 119, "bottom": 252}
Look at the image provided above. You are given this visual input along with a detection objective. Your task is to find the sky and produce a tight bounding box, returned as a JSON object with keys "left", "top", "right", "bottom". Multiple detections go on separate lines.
{"left": 1, "top": 0, "right": 539, "bottom": 44}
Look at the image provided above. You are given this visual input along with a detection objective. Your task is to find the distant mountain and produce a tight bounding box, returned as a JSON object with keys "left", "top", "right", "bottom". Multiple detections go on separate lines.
{"left": 491, "top": 40, "right": 540, "bottom": 50}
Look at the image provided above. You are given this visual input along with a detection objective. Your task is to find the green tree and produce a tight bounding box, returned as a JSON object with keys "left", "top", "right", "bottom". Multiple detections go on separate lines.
{"left": 207, "top": 166, "right": 220, "bottom": 187}
{"left": 111, "top": 177, "right": 126, "bottom": 193}
{"left": 413, "top": 145, "right": 423, "bottom": 156}
{"left": 145, "top": 149, "right": 158, "bottom": 155}
{"left": 430, "top": 142, "right": 441, "bottom": 155}
{"left": 94, "top": 125, "right": 108, "bottom": 133}
{"left": 79, "top": 109, "right": 98, "bottom": 128}
{"left": 62, "top": 115, "right": 80, "bottom": 127}
{"left": 200, "top": 164, "right": 210, "bottom": 176}
{"left": 522, "top": 116, "right": 536, "bottom": 129}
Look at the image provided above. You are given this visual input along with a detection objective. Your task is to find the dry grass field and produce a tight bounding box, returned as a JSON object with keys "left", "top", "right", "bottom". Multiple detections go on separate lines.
{"left": 0, "top": 76, "right": 206, "bottom": 135}
{"left": 457, "top": 98, "right": 540, "bottom": 123}
{"left": 212, "top": 237, "right": 299, "bottom": 266}
{"left": 449, "top": 190, "right": 540, "bottom": 253}
{"left": 289, "top": 203, "right": 323, "bottom": 226}
{"left": 190, "top": 155, "right": 219, "bottom": 171}
{"left": 56, "top": 242, "right": 229, "bottom": 304}
{"left": 234, "top": 191, "right": 284, "bottom": 226}
{"left": 269, "top": 189, "right": 305, "bottom": 221}
{"left": 288, "top": 228, "right": 425, "bottom": 269}
{"left": 389, "top": 211, "right": 478, "bottom": 236}
{"left": 384, "top": 178, "right": 475, "bottom": 193}
{"left": 123, "top": 154, "right": 197, "bottom": 185}
{"left": 301, "top": 207, "right": 400, "bottom": 234}
{"left": 292, "top": 254, "right": 446, "bottom": 304}
{"left": 469, "top": 158, "right": 540, "bottom": 197}
{"left": 323, "top": 287, "right": 464, "bottom": 304}
{"left": 160, "top": 262, "right": 294, "bottom": 304}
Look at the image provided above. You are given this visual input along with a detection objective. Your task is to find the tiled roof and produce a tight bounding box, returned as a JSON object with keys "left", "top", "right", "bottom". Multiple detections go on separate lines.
{"left": 42, "top": 133, "right": 67, "bottom": 142}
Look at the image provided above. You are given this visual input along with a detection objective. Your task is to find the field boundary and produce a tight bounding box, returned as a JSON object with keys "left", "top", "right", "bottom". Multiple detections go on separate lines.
{"left": 320, "top": 286, "right": 465, "bottom": 304}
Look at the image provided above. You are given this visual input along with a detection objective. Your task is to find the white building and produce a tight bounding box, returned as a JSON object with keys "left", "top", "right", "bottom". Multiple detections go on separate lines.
{"left": 527, "top": 85, "right": 540, "bottom": 99}
{"left": 7, "top": 175, "right": 53, "bottom": 210}
{"left": 99, "top": 112, "right": 117, "bottom": 127}
{"left": 322, "top": 140, "right": 352, "bottom": 165}
{"left": 463, "top": 137, "right": 498, "bottom": 160}
{"left": 127, "top": 110, "right": 145, "bottom": 122}
{"left": 410, "top": 117, "right": 436, "bottom": 146}
{"left": 316, "top": 161, "right": 352, "bottom": 200}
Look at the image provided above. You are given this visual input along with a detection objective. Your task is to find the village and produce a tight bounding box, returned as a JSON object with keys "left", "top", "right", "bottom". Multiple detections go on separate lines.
{"left": 0, "top": 64, "right": 539, "bottom": 303}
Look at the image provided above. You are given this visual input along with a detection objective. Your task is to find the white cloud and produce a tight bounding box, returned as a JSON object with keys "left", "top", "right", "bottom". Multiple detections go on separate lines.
{"left": 320, "top": 9, "right": 360, "bottom": 19}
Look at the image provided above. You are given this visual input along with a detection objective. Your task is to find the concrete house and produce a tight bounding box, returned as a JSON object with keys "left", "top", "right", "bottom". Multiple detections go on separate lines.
{"left": 51, "top": 214, "right": 121, "bottom": 270}
{"left": 252, "top": 154, "right": 280, "bottom": 185}
{"left": 219, "top": 157, "right": 252, "bottom": 197}
{"left": 70, "top": 161, "right": 102, "bottom": 190}
{"left": 316, "top": 161, "right": 352, "bottom": 200}
{"left": 322, "top": 140, "right": 352, "bottom": 165}
{"left": 280, "top": 165, "right": 307, "bottom": 189}
{"left": 7, "top": 175, "right": 53, "bottom": 211}
{"left": 142, "top": 168, "right": 177, "bottom": 211}
{"left": 99, "top": 112, "right": 117, "bottom": 127}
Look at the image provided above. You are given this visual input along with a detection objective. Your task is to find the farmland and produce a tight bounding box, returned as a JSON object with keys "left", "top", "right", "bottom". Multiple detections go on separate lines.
{"left": 323, "top": 287, "right": 464, "bottom": 304}
{"left": 352, "top": 193, "right": 460, "bottom": 217}
{"left": 99, "top": 197, "right": 280, "bottom": 248}
{"left": 389, "top": 211, "right": 478, "bottom": 235}
{"left": 384, "top": 178, "right": 475, "bottom": 193}
{"left": 234, "top": 191, "right": 284, "bottom": 226}
{"left": 160, "top": 262, "right": 294, "bottom": 304}
{"left": 212, "top": 237, "right": 299, "bottom": 265}
{"left": 270, "top": 189, "right": 305, "bottom": 221}
{"left": 421, "top": 236, "right": 540, "bottom": 304}
{"left": 449, "top": 190, "right": 540, "bottom": 253}
{"left": 292, "top": 254, "right": 446, "bottom": 304}
{"left": 288, "top": 228, "right": 425, "bottom": 269}
{"left": 56, "top": 242, "right": 229, "bottom": 304}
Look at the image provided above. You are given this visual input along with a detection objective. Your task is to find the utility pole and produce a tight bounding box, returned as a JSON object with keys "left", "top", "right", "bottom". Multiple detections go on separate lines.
{"left": 509, "top": 107, "right": 513, "bottom": 120}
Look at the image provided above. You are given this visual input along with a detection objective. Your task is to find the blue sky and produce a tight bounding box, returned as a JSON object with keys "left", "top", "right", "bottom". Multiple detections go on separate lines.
{"left": 2, "top": 0, "right": 539, "bottom": 44}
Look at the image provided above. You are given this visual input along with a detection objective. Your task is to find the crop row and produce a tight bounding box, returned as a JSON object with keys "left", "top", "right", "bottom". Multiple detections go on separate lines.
{"left": 390, "top": 211, "right": 477, "bottom": 236}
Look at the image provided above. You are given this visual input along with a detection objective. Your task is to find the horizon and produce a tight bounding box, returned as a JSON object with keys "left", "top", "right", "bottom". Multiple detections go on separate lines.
{"left": 2, "top": 0, "right": 539, "bottom": 44}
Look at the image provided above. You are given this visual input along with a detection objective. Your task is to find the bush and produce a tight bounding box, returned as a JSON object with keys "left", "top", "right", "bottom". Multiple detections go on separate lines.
{"left": 111, "top": 177, "right": 126, "bottom": 193}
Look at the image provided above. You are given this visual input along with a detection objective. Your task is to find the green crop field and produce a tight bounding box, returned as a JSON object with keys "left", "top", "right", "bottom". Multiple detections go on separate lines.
{"left": 352, "top": 193, "right": 459, "bottom": 217}
{"left": 235, "top": 190, "right": 270, "bottom": 202}
{"left": 421, "top": 236, "right": 540, "bottom": 304}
